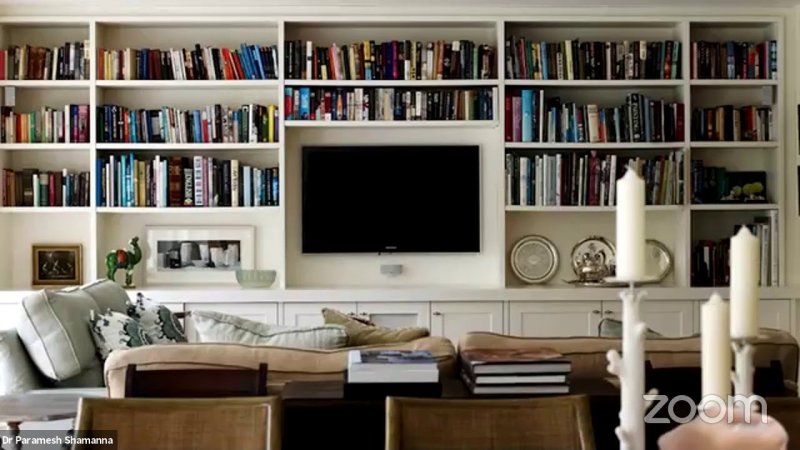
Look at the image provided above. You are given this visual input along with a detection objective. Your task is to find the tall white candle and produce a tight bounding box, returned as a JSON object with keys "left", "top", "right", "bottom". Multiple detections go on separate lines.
{"left": 730, "top": 226, "right": 760, "bottom": 339}
{"left": 701, "top": 293, "right": 731, "bottom": 402}
{"left": 615, "top": 168, "right": 646, "bottom": 281}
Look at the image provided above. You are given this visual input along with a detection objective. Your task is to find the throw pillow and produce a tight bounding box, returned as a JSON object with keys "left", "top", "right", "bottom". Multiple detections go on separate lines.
{"left": 76, "top": 279, "right": 130, "bottom": 314}
{"left": 598, "top": 317, "right": 664, "bottom": 339}
{"left": 127, "top": 293, "right": 187, "bottom": 344}
{"left": 89, "top": 310, "right": 152, "bottom": 360}
{"left": 16, "top": 288, "right": 103, "bottom": 381}
{"left": 0, "top": 329, "right": 46, "bottom": 394}
{"left": 190, "top": 310, "right": 348, "bottom": 349}
{"left": 322, "top": 308, "right": 430, "bottom": 346}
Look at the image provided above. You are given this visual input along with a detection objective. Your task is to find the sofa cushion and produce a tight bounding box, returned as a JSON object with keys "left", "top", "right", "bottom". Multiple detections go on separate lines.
{"left": 322, "top": 308, "right": 430, "bottom": 346}
{"left": 53, "top": 365, "right": 105, "bottom": 389}
{"left": 89, "top": 310, "right": 152, "bottom": 360}
{"left": 598, "top": 318, "right": 664, "bottom": 339}
{"left": 127, "top": 293, "right": 187, "bottom": 344}
{"left": 103, "top": 336, "right": 457, "bottom": 397}
{"left": 459, "top": 330, "right": 799, "bottom": 382}
{"left": 77, "top": 279, "right": 130, "bottom": 314}
{"left": 16, "top": 289, "right": 102, "bottom": 381}
{"left": 191, "top": 310, "right": 348, "bottom": 349}
{"left": 0, "top": 329, "right": 46, "bottom": 394}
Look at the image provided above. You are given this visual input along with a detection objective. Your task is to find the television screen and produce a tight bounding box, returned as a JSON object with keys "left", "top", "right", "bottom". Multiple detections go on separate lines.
{"left": 302, "top": 145, "right": 480, "bottom": 254}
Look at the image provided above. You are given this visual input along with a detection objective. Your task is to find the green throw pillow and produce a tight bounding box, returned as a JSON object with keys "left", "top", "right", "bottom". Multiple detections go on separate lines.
{"left": 127, "top": 293, "right": 187, "bottom": 344}
{"left": 598, "top": 318, "right": 664, "bottom": 339}
{"left": 89, "top": 310, "right": 152, "bottom": 360}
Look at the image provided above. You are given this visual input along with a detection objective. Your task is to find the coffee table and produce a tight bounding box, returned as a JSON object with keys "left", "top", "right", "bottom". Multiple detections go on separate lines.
{"left": 0, "top": 392, "right": 102, "bottom": 450}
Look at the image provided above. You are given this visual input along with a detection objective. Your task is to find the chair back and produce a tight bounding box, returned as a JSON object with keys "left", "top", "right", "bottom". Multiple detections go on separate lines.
{"left": 386, "top": 395, "right": 595, "bottom": 450}
{"left": 73, "top": 397, "right": 281, "bottom": 450}
{"left": 124, "top": 363, "right": 268, "bottom": 398}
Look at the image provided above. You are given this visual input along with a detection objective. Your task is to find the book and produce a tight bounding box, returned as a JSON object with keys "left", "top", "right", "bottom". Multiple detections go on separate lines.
{"left": 6, "top": 42, "right": 90, "bottom": 80}
{"left": 461, "top": 348, "right": 572, "bottom": 375}
{"left": 691, "top": 40, "right": 777, "bottom": 80}
{"left": 691, "top": 105, "right": 773, "bottom": 142}
{"left": 0, "top": 105, "right": 89, "bottom": 144}
{"left": 2, "top": 168, "right": 89, "bottom": 207}
{"left": 348, "top": 350, "right": 438, "bottom": 384}
{"left": 470, "top": 373, "right": 568, "bottom": 385}
{"left": 461, "top": 371, "right": 570, "bottom": 395}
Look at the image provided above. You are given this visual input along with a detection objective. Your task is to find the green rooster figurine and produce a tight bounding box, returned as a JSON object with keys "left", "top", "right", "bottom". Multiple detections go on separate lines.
{"left": 106, "top": 236, "right": 142, "bottom": 288}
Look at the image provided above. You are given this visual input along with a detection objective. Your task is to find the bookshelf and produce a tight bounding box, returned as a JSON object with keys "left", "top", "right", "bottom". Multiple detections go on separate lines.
{"left": 0, "top": 15, "right": 790, "bottom": 295}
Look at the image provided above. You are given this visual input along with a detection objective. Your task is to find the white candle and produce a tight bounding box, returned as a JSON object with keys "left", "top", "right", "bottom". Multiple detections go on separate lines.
{"left": 615, "top": 168, "right": 646, "bottom": 281}
{"left": 701, "top": 293, "right": 731, "bottom": 402}
{"left": 730, "top": 227, "right": 760, "bottom": 339}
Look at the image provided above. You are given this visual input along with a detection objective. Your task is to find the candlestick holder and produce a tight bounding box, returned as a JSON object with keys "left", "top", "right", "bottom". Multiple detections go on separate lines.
{"left": 606, "top": 282, "right": 658, "bottom": 450}
{"left": 731, "top": 337, "right": 756, "bottom": 398}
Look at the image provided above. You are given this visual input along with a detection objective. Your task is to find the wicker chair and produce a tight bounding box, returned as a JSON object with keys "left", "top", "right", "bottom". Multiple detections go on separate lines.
{"left": 386, "top": 395, "right": 595, "bottom": 450}
{"left": 72, "top": 397, "right": 281, "bottom": 450}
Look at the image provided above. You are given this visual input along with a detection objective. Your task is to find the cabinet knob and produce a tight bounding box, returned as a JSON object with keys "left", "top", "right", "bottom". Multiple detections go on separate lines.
{"left": 603, "top": 310, "right": 614, "bottom": 315}
{"left": 592, "top": 310, "right": 601, "bottom": 315}
{"left": 432, "top": 311, "right": 442, "bottom": 316}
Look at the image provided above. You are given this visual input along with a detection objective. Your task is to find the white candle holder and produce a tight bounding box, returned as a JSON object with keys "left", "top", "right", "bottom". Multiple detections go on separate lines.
{"left": 731, "top": 337, "right": 756, "bottom": 398}
{"left": 606, "top": 282, "right": 658, "bottom": 450}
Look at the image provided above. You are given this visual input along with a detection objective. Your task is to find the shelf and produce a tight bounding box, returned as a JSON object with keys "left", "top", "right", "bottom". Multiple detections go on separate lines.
{"left": 285, "top": 120, "right": 498, "bottom": 128}
{"left": 285, "top": 79, "right": 499, "bottom": 87}
{"left": 0, "top": 207, "right": 92, "bottom": 214}
{"left": 505, "top": 79, "right": 682, "bottom": 87}
{"left": 0, "top": 143, "right": 90, "bottom": 151}
{"left": 505, "top": 142, "right": 685, "bottom": 150}
{"left": 690, "top": 79, "right": 778, "bottom": 87}
{"left": 96, "top": 143, "right": 280, "bottom": 151}
{"left": 97, "top": 207, "right": 280, "bottom": 214}
{"left": 0, "top": 80, "right": 90, "bottom": 89}
{"left": 690, "top": 204, "right": 779, "bottom": 211}
{"left": 96, "top": 80, "right": 280, "bottom": 89}
{"left": 690, "top": 141, "right": 779, "bottom": 149}
{"left": 506, "top": 205, "right": 683, "bottom": 213}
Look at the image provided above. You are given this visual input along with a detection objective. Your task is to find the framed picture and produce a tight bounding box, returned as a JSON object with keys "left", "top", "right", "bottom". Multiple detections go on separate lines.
{"left": 145, "top": 226, "right": 255, "bottom": 285}
{"left": 32, "top": 244, "right": 82, "bottom": 288}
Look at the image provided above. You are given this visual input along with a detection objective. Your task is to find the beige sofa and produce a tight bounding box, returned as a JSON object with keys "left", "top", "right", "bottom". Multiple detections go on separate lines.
{"left": 104, "top": 337, "right": 457, "bottom": 397}
{"left": 459, "top": 329, "right": 799, "bottom": 390}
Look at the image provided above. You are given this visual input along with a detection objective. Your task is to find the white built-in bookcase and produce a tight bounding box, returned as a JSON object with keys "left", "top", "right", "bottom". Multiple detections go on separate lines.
{"left": 0, "top": 16, "right": 789, "bottom": 295}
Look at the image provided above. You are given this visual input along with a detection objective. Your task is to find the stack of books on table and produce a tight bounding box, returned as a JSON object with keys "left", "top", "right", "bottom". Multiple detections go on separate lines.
{"left": 461, "top": 348, "right": 572, "bottom": 396}
{"left": 346, "top": 350, "right": 440, "bottom": 398}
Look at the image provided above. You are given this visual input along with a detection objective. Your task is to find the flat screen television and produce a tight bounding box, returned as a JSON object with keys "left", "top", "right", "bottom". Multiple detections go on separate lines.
{"left": 302, "top": 145, "right": 480, "bottom": 254}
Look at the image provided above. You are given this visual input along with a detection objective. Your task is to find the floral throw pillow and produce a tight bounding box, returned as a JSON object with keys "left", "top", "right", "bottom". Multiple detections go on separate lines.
{"left": 127, "top": 293, "right": 187, "bottom": 344}
{"left": 89, "top": 310, "right": 152, "bottom": 360}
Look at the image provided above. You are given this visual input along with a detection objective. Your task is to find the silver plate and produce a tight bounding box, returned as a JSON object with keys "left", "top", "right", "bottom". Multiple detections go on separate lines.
{"left": 510, "top": 235, "right": 559, "bottom": 284}
{"left": 570, "top": 236, "right": 616, "bottom": 281}
{"left": 645, "top": 239, "right": 673, "bottom": 282}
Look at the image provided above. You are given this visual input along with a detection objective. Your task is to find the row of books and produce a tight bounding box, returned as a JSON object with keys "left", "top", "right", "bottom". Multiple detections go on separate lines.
{"left": 505, "top": 90, "right": 683, "bottom": 143}
{"left": 691, "top": 161, "right": 768, "bottom": 204}
{"left": 285, "top": 40, "right": 496, "bottom": 81}
{"left": 97, "top": 44, "right": 279, "bottom": 81}
{"left": 690, "top": 105, "right": 774, "bottom": 142}
{"left": 1, "top": 42, "right": 90, "bottom": 80}
{"left": 1, "top": 105, "right": 90, "bottom": 144}
{"left": 2, "top": 169, "right": 90, "bottom": 207}
{"left": 284, "top": 87, "right": 495, "bottom": 122}
{"left": 461, "top": 348, "right": 571, "bottom": 396}
{"left": 692, "top": 213, "right": 779, "bottom": 287}
{"left": 691, "top": 40, "right": 778, "bottom": 80}
{"left": 505, "top": 151, "right": 684, "bottom": 207}
{"left": 96, "top": 154, "right": 279, "bottom": 208}
{"left": 96, "top": 104, "right": 279, "bottom": 144}
{"left": 505, "top": 38, "right": 681, "bottom": 81}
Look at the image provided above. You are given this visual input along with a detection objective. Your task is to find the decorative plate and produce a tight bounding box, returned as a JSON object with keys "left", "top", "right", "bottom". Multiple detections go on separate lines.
{"left": 510, "top": 235, "right": 559, "bottom": 284}
{"left": 570, "top": 236, "right": 616, "bottom": 282}
{"left": 645, "top": 239, "right": 672, "bottom": 282}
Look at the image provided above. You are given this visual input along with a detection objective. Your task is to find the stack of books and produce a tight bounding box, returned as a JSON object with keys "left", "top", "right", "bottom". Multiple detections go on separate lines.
{"left": 691, "top": 40, "right": 777, "bottom": 80}
{"left": 2, "top": 168, "right": 90, "bottom": 207}
{"left": 1, "top": 42, "right": 90, "bottom": 80}
{"left": 461, "top": 348, "right": 571, "bottom": 396}
{"left": 347, "top": 350, "right": 439, "bottom": 383}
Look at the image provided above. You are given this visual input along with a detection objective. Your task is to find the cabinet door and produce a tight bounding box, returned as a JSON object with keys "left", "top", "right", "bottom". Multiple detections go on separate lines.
{"left": 760, "top": 300, "right": 793, "bottom": 333}
{"left": 357, "top": 302, "right": 430, "bottom": 329}
{"left": 184, "top": 303, "right": 279, "bottom": 342}
{"left": 430, "top": 302, "right": 504, "bottom": 346}
{"left": 602, "top": 300, "right": 695, "bottom": 338}
{"left": 282, "top": 303, "right": 357, "bottom": 327}
{"left": 509, "top": 302, "right": 601, "bottom": 337}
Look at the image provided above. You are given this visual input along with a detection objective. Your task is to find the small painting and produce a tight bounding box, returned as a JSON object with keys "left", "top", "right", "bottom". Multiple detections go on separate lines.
{"left": 32, "top": 244, "right": 82, "bottom": 288}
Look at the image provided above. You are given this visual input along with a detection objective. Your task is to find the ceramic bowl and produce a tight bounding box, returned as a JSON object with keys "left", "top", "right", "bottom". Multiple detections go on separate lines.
{"left": 235, "top": 270, "right": 277, "bottom": 288}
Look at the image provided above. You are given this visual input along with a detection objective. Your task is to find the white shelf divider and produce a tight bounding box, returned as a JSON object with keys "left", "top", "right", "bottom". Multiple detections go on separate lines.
{"left": 689, "top": 79, "right": 778, "bottom": 87}
{"left": 0, "top": 143, "right": 90, "bottom": 151}
{"left": 0, "top": 80, "right": 91, "bottom": 89}
{"left": 689, "top": 203, "right": 780, "bottom": 211}
{"left": 690, "top": 141, "right": 779, "bottom": 149}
